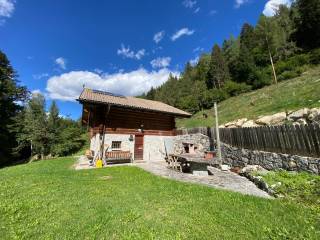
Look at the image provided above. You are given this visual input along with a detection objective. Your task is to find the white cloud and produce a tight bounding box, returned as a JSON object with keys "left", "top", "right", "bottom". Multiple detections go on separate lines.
{"left": 94, "top": 68, "right": 103, "bottom": 75}
{"left": 0, "top": 0, "right": 15, "bottom": 25}
{"left": 190, "top": 56, "right": 199, "bottom": 66}
{"left": 235, "top": 0, "right": 249, "bottom": 8}
{"left": 117, "top": 44, "right": 145, "bottom": 60}
{"left": 171, "top": 28, "right": 195, "bottom": 41}
{"left": 46, "top": 68, "right": 179, "bottom": 101}
{"left": 31, "top": 89, "right": 42, "bottom": 96}
{"left": 55, "top": 57, "right": 67, "bottom": 70}
{"left": 182, "top": 0, "right": 197, "bottom": 8}
{"left": 263, "top": 0, "right": 292, "bottom": 17}
{"left": 150, "top": 57, "right": 171, "bottom": 68}
{"left": 153, "top": 31, "right": 165, "bottom": 44}
{"left": 193, "top": 46, "right": 204, "bottom": 52}
{"left": 209, "top": 10, "right": 217, "bottom": 15}
{"left": 194, "top": 7, "right": 200, "bottom": 13}
{"left": 33, "top": 73, "right": 49, "bottom": 80}
{"left": 0, "top": 0, "right": 14, "bottom": 17}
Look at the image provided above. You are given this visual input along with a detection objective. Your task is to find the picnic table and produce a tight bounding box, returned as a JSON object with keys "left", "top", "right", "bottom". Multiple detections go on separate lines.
{"left": 167, "top": 154, "right": 217, "bottom": 173}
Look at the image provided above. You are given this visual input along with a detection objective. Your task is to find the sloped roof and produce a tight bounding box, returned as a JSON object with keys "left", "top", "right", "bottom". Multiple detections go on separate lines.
{"left": 77, "top": 88, "right": 191, "bottom": 117}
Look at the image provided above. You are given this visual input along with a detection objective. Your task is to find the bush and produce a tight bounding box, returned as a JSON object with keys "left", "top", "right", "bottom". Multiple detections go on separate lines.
{"left": 278, "top": 70, "right": 300, "bottom": 81}
{"left": 223, "top": 81, "right": 252, "bottom": 96}
{"left": 309, "top": 48, "right": 320, "bottom": 65}
{"left": 276, "top": 54, "right": 310, "bottom": 74}
{"left": 203, "top": 89, "right": 229, "bottom": 108}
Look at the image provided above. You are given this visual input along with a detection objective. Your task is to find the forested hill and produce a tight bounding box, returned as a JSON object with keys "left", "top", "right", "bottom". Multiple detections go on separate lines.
{"left": 140, "top": 0, "right": 320, "bottom": 115}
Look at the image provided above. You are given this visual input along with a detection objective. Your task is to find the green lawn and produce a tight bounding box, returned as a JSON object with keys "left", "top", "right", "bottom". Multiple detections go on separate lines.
{"left": 254, "top": 170, "right": 320, "bottom": 214}
{"left": 1, "top": 158, "right": 319, "bottom": 239}
{"left": 177, "top": 66, "right": 320, "bottom": 128}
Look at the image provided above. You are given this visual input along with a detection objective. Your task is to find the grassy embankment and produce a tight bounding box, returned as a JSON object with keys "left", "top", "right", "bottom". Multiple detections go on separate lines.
{"left": 1, "top": 157, "right": 319, "bottom": 239}
{"left": 177, "top": 66, "right": 320, "bottom": 128}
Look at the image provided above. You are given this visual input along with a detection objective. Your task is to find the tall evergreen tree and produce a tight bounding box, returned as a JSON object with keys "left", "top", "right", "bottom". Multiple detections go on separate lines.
{"left": 21, "top": 94, "right": 49, "bottom": 159}
{"left": 235, "top": 23, "right": 258, "bottom": 85}
{"left": 222, "top": 36, "right": 240, "bottom": 81}
{"left": 48, "top": 101, "right": 60, "bottom": 154}
{"left": 293, "top": 0, "right": 320, "bottom": 50}
{"left": 206, "top": 44, "right": 230, "bottom": 89}
{"left": 0, "top": 50, "right": 27, "bottom": 165}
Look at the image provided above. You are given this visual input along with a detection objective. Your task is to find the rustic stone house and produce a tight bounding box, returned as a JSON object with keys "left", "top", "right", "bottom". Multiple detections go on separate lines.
{"left": 77, "top": 88, "right": 191, "bottom": 162}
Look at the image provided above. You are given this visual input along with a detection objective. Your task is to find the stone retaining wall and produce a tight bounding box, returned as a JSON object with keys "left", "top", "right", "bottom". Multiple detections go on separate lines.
{"left": 222, "top": 143, "right": 320, "bottom": 174}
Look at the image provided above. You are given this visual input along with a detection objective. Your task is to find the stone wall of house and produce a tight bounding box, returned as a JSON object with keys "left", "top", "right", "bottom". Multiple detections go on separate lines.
{"left": 173, "top": 133, "right": 211, "bottom": 155}
{"left": 222, "top": 143, "right": 320, "bottom": 174}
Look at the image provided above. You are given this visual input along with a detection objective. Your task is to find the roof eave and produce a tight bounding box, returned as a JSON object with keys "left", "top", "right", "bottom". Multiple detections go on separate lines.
{"left": 77, "top": 98, "right": 191, "bottom": 118}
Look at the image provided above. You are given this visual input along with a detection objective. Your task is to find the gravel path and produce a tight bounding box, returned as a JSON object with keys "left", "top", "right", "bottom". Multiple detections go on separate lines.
{"left": 137, "top": 161, "right": 272, "bottom": 199}
{"left": 75, "top": 156, "right": 271, "bottom": 198}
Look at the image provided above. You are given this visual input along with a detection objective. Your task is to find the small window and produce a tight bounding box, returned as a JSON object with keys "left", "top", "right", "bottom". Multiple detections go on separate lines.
{"left": 111, "top": 141, "right": 121, "bottom": 150}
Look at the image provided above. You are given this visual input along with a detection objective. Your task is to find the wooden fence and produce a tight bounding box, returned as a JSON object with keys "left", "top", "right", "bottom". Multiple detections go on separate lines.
{"left": 177, "top": 124, "right": 320, "bottom": 158}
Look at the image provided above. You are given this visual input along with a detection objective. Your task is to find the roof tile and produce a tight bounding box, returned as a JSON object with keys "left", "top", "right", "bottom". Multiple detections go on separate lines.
{"left": 78, "top": 88, "right": 191, "bottom": 117}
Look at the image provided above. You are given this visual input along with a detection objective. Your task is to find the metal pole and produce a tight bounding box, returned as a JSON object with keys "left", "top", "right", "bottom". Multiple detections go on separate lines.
{"left": 214, "top": 102, "right": 222, "bottom": 165}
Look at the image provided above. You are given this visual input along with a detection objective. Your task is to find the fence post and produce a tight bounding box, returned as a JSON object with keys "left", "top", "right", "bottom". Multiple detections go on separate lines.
{"left": 214, "top": 102, "right": 222, "bottom": 165}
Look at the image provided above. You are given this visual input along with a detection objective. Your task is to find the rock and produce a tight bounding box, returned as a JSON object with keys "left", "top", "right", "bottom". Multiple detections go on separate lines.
{"left": 241, "top": 165, "right": 267, "bottom": 174}
{"left": 221, "top": 164, "right": 230, "bottom": 171}
{"left": 308, "top": 108, "right": 320, "bottom": 122}
{"left": 224, "top": 120, "right": 237, "bottom": 128}
{"left": 235, "top": 118, "right": 248, "bottom": 127}
{"left": 242, "top": 120, "right": 259, "bottom": 128}
{"left": 270, "top": 182, "right": 282, "bottom": 189}
{"left": 255, "top": 112, "right": 286, "bottom": 125}
{"left": 288, "top": 108, "right": 310, "bottom": 121}
{"left": 296, "top": 118, "right": 307, "bottom": 125}
{"left": 288, "top": 160, "right": 297, "bottom": 169}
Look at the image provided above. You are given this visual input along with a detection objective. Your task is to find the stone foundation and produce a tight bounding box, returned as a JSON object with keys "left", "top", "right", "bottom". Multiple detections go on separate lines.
{"left": 222, "top": 143, "right": 320, "bottom": 174}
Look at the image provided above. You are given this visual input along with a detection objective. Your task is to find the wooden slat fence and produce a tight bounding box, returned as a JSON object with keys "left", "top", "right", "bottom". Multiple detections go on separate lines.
{"left": 177, "top": 124, "right": 320, "bottom": 158}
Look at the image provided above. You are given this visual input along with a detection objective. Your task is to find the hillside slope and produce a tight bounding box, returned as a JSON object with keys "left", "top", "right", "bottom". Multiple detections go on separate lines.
{"left": 177, "top": 66, "right": 320, "bottom": 128}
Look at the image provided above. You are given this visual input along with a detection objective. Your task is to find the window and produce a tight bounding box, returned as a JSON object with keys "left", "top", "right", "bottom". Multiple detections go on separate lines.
{"left": 111, "top": 141, "right": 121, "bottom": 150}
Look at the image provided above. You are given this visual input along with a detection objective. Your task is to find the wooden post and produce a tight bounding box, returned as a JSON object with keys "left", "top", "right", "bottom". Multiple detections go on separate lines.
{"left": 100, "top": 104, "right": 111, "bottom": 163}
{"left": 214, "top": 102, "right": 222, "bottom": 165}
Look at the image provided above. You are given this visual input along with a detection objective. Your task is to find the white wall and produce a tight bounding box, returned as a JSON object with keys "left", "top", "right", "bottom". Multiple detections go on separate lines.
{"left": 90, "top": 134, "right": 174, "bottom": 162}
{"left": 143, "top": 135, "right": 174, "bottom": 162}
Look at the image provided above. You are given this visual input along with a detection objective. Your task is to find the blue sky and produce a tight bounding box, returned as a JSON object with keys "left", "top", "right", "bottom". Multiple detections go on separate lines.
{"left": 0, "top": 0, "right": 291, "bottom": 119}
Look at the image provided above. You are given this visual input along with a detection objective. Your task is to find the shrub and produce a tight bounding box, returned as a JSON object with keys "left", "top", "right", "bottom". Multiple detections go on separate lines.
{"left": 223, "top": 81, "right": 252, "bottom": 96}
{"left": 309, "top": 48, "right": 320, "bottom": 65}
{"left": 278, "top": 70, "right": 300, "bottom": 81}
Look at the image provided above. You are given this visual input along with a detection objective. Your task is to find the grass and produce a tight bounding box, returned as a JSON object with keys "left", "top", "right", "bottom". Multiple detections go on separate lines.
{"left": 254, "top": 170, "right": 320, "bottom": 214}
{"left": 0, "top": 158, "right": 319, "bottom": 239}
{"left": 177, "top": 65, "right": 320, "bottom": 128}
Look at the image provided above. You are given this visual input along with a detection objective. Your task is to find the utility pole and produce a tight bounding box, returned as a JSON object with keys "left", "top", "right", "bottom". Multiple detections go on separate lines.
{"left": 214, "top": 102, "right": 222, "bottom": 165}
{"left": 263, "top": 17, "right": 278, "bottom": 85}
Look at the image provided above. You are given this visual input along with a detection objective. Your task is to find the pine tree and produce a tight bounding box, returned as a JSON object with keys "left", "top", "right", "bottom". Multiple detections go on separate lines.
{"left": 235, "top": 23, "right": 258, "bottom": 85}
{"left": 22, "top": 94, "right": 49, "bottom": 159}
{"left": 206, "top": 44, "right": 230, "bottom": 89}
{"left": 293, "top": 0, "right": 320, "bottom": 50}
{"left": 0, "top": 50, "right": 27, "bottom": 165}
{"left": 222, "top": 36, "right": 240, "bottom": 81}
{"left": 48, "top": 101, "right": 60, "bottom": 154}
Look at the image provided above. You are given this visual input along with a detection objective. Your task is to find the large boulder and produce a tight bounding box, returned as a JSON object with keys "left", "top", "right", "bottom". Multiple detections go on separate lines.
{"left": 288, "top": 108, "right": 310, "bottom": 121}
{"left": 255, "top": 112, "right": 286, "bottom": 125}
{"left": 224, "top": 118, "right": 247, "bottom": 128}
{"left": 235, "top": 118, "right": 248, "bottom": 127}
{"left": 308, "top": 108, "right": 320, "bottom": 122}
{"left": 242, "top": 120, "right": 259, "bottom": 128}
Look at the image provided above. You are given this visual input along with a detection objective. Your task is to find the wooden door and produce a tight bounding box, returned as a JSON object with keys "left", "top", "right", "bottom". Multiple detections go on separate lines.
{"left": 134, "top": 135, "right": 144, "bottom": 160}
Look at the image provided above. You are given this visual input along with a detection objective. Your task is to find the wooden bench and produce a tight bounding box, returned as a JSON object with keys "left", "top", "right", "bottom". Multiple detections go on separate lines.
{"left": 105, "top": 151, "right": 132, "bottom": 164}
